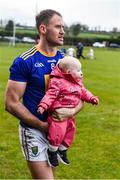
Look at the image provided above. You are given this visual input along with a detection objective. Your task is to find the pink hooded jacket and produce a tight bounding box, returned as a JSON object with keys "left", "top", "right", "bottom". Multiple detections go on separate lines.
{"left": 38, "top": 66, "right": 95, "bottom": 111}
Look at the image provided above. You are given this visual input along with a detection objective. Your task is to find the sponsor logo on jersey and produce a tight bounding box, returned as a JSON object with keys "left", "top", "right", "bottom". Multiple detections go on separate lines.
{"left": 47, "top": 59, "right": 57, "bottom": 63}
{"left": 34, "top": 62, "right": 44, "bottom": 67}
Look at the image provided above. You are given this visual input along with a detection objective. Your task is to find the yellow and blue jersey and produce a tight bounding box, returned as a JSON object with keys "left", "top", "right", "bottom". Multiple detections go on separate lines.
{"left": 9, "top": 45, "right": 64, "bottom": 126}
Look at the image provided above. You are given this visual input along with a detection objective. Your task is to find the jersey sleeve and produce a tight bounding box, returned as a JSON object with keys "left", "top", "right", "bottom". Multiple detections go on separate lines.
{"left": 9, "top": 57, "right": 30, "bottom": 82}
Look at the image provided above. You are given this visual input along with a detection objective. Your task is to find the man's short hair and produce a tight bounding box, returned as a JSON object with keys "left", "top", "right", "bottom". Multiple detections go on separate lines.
{"left": 36, "top": 9, "right": 62, "bottom": 32}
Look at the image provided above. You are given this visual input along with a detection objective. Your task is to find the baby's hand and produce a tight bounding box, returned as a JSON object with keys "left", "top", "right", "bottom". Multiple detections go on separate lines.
{"left": 37, "top": 106, "right": 45, "bottom": 114}
{"left": 90, "top": 96, "right": 99, "bottom": 105}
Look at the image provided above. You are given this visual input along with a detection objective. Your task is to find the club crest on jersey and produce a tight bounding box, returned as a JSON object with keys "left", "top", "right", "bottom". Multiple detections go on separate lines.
{"left": 31, "top": 146, "right": 38, "bottom": 155}
{"left": 34, "top": 62, "right": 44, "bottom": 67}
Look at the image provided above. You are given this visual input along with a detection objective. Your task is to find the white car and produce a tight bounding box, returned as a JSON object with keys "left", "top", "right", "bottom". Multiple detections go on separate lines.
{"left": 93, "top": 42, "right": 105, "bottom": 48}
{"left": 22, "top": 37, "right": 35, "bottom": 43}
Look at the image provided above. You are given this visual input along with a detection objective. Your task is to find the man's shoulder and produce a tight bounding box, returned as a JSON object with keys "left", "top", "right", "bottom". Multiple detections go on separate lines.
{"left": 19, "top": 46, "right": 37, "bottom": 61}
{"left": 11, "top": 46, "right": 37, "bottom": 69}
{"left": 58, "top": 49, "right": 66, "bottom": 58}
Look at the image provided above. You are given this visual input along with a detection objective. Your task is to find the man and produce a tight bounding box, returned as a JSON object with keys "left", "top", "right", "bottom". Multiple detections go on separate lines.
{"left": 76, "top": 42, "right": 86, "bottom": 59}
{"left": 5, "top": 9, "right": 84, "bottom": 179}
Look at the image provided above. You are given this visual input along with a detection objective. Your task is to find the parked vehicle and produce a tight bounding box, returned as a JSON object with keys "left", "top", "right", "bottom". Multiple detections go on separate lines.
{"left": 109, "top": 43, "right": 120, "bottom": 48}
{"left": 3, "top": 36, "right": 21, "bottom": 42}
{"left": 93, "top": 42, "right": 105, "bottom": 48}
{"left": 22, "top": 37, "right": 35, "bottom": 43}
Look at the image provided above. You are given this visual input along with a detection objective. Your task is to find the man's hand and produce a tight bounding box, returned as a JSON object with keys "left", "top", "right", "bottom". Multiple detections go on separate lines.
{"left": 52, "top": 100, "right": 84, "bottom": 121}
{"left": 52, "top": 108, "right": 74, "bottom": 121}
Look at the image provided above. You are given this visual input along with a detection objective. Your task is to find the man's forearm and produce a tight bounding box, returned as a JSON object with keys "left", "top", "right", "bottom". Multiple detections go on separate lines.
{"left": 52, "top": 100, "right": 84, "bottom": 121}
{"left": 5, "top": 102, "right": 48, "bottom": 131}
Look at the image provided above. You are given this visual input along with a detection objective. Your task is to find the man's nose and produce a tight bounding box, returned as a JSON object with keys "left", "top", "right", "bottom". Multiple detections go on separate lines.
{"left": 60, "top": 27, "right": 65, "bottom": 34}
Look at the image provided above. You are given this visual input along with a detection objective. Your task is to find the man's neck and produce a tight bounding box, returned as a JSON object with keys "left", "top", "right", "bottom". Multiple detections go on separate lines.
{"left": 37, "top": 39, "right": 57, "bottom": 55}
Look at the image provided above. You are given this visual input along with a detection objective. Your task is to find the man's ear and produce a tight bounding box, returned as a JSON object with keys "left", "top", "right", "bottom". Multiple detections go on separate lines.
{"left": 39, "top": 24, "right": 46, "bottom": 34}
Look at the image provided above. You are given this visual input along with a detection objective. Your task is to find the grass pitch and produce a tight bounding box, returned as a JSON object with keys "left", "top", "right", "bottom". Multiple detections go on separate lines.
{"left": 0, "top": 43, "right": 120, "bottom": 179}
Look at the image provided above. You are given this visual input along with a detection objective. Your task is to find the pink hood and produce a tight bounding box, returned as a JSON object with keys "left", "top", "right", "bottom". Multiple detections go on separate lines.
{"left": 38, "top": 65, "right": 95, "bottom": 111}
{"left": 50, "top": 65, "right": 81, "bottom": 85}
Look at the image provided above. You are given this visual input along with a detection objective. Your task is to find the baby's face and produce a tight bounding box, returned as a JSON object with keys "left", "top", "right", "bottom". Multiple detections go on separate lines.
{"left": 70, "top": 62, "right": 83, "bottom": 81}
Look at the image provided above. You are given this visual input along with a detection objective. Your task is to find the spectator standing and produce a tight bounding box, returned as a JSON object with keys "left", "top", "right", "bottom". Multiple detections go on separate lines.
{"left": 76, "top": 42, "right": 86, "bottom": 59}
{"left": 67, "top": 47, "right": 75, "bottom": 57}
{"left": 87, "top": 48, "right": 95, "bottom": 60}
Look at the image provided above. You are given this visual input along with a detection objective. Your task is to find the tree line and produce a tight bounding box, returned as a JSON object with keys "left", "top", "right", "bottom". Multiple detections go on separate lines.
{"left": 0, "top": 20, "right": 120, "bottom": 46}
{"left": 1, "top": 20, "right": 120, "bottom": 35}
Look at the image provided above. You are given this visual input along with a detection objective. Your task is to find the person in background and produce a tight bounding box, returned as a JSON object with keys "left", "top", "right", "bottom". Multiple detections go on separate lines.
{"left": 38, "top": 56, "right": 99, "bottom": 168}
{"left": 87, "top": 48, "right": 95, "bottom": 60}
{"left": 4, "top": 9, "right": 84, "bottom": 179}
{"left": 76, "top": 42, "right": 86, "bottom": 59}
{"left": 35, "top": 34, "right": 40, "bottom": 44}
{"left": 66, "top": 47, "right": 75, "bottom": 57}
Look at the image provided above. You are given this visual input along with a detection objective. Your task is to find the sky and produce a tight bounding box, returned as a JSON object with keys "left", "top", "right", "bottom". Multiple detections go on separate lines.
{"left": 0, "top": 0, "right": 120, "bottom": 31}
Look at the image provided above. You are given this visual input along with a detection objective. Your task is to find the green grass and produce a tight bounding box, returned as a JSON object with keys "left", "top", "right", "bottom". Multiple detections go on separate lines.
{"left": 0, "top": 44, "right": 120, "bottom": 179}
{"left": 78, "top": 32, "right": 111, "bottom": 39}
{"left": 1, "top": 27, "right": 118, "bottom": 39}
{"left": 16, "top": 28, "right": 36, "bottom": 34}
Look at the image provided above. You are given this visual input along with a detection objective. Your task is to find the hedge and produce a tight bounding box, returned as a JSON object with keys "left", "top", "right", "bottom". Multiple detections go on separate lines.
{"left": 0, "top": 30, "right": 119, "bottom": 46}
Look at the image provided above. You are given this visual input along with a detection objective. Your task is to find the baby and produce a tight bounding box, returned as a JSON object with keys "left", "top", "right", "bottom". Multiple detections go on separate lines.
{"left": 37, "top": 56, "right": 99, "bottom": 167}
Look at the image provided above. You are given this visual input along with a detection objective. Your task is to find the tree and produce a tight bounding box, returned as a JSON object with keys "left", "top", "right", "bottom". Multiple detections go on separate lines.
{"left": 112, "top": 27, "right": 118, "bottom": 33}
{"left": 5, "top": 20, "right": 14, "bottom": 32}
{"left": 64, "top": 24, "right": 70, "bottom": 36}
{"left": 69, "top": 23, "right": 81, "bottom": 36}
{"left": 69, "top": 23, "right": 89, "bottom": 36}
{"left": 73, "top": 24, "right": 81, "bottom": 36}
{"left": 0, "top": 19, "right": 3, "bottom": 27}
{"left": 81, "top": 24, "right": 89, "bottom": 32}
